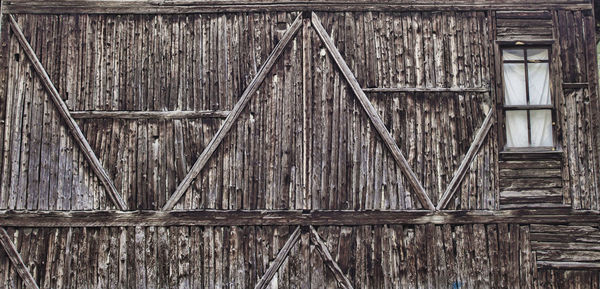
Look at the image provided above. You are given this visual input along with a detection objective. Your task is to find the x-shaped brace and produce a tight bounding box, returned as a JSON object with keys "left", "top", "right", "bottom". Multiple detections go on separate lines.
{"left": 164, "top": 12, "right": 437, "bottom": 211}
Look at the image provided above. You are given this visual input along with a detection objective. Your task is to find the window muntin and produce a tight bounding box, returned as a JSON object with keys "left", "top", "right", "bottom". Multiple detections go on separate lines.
{"left": 502, "top": 47, "right": 553, "bottom": 149}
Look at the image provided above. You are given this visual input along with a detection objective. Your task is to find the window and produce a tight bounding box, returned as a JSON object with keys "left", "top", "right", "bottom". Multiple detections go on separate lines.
{"left": 502, "top": 47, "right": 554, "bottom": 150}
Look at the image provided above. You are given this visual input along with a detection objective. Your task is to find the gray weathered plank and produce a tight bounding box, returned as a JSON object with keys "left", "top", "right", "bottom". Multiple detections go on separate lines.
{"left": 70, "top": 110, "right": 230, "bottom": 119}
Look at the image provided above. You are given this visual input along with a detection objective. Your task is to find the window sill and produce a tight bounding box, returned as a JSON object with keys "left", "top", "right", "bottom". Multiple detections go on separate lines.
{"left": 499, "top": 149, "right": 562, "bottom": 160}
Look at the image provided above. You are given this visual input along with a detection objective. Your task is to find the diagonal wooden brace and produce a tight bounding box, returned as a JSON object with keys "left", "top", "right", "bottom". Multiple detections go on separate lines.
{"left": 8, "top": 14, "right": 128, "bottom": 210}
{"left": 254, "top": 226, "right": 302, "bottom": 289}
{"left": 311, "top": 12, "right": 435, "bottom": 210}
{"left": 436, "top": 108, "right": 495, "bottom": 210}
{"left": 162, "top": 13, "right": 304, "bottom": 210}
{"left": 0, "top": 227, "right": 40, "bottom": 289}
{"left": 309, "top": 226, "right": 354, "bottom": 289}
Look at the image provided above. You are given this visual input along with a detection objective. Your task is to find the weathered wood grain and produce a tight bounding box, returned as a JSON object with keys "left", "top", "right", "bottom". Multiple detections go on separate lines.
{"left": 3, "top": 1, "right": 593, "bottom": 14}
{"left": 437, "top": 108, "right": 494, "bottom": 210}
{"left": 253, "top": 226, "right": 300, "bottom": 289}
{"left": 309, "top": 226, "right": 354, "bottom": 289}
{"left": 0, "top": 5, "right": 598, "bottom": 288}
{"left": 69, "top": 110, "right": 231, "bottom": 119}
{"left": 363, "top": 87, "right": 489, "bottom": 93}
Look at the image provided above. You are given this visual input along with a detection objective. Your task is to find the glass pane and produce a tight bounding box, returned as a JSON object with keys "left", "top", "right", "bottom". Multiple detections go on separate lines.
{"left": 503, "top": 63, "right": 527, "bottom": 105}
{"left": 527, "top": 63, "right": 551, "bottom": 105}
{"left": 503, "top": 49, "right": 525, "bottom": 61}
{"left": 530, "top": 110, "right": 553, "bottom": 146}
{"left": 506, "top": 110, "right": 529, "bottom": 147}
{"left": 527, "top": 49, "right": 549, "bottom": 61}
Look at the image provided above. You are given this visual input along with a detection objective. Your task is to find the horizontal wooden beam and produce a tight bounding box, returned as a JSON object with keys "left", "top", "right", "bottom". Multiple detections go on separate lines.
{"left": 70, "top": 110, "right": 231, "bottom": 119}
{"left": 562, "top": 82, "right": 589, "bottom": 89}
{"left": 0, "top": 209, "right": 598, "bottom": 227}
{"left": 3, "top": 1, "right": 593, "bottom": 13}
{"left": 363, "top": 87, "right": 490, "bottom": 93}
{"left": 537, "top": 261, "right": 600, "bottom": 270}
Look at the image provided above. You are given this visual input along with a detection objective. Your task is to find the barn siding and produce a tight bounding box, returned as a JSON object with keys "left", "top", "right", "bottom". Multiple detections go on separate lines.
{"left": 0, "top": 2, "right": 598, "bottom": 288}
{"left": 0, "top": 12, "right": 498, "bottom": 211}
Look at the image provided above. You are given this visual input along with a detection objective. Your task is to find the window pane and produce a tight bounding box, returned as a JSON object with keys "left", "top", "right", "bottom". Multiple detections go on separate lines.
{"left": 527, "top": 49, "right": 549, "bottom": 61}
{"left": 527, "top": 63, "right": 551, "bottom": 105}
{"left": 503, "top": 63, "right": 527, "bottom": 105}
{"left": 506, "top": 110, "right": 529, "bottom": 147}
{"left": 503, "top": 49, "right": 525, "bottom": 61}
{"left": 530, "top": 110, "right": 553, "bottom": 146}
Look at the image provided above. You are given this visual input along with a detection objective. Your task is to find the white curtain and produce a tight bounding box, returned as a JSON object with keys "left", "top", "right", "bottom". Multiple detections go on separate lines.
{"left": 503, "top": 49, "right": 524, "bottom": 61}
{"left": 527, "top": 49, "right": 548, "bottom": 61}
{"left": 530, "top": 110, "right": 553, "bottom": 146}
{"left": 503, "top": 63, "right": 527, "bottom": 105}
{"left": 506, "top": 110, "right": 529, "bottom": 147}
{"left": 528, "top": 63, "right": 550, "bottom": 105}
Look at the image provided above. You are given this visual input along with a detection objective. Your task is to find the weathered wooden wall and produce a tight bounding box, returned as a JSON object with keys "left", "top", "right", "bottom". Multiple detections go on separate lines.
{"left": 0, "top": 12, "right": 494, "bottom": 211}
{"left": 0, "top": 1, "right": 599, "bottom": 288}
